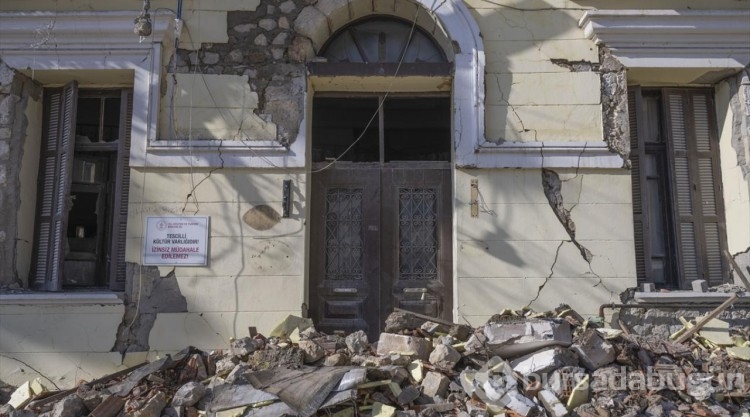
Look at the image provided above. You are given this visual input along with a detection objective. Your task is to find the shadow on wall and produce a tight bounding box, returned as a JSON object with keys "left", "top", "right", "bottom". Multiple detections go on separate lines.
{"left": 121, "top": 167, "right": 306, "bottom": 353}
{"left": 103, "top": 0, "right": 593, "bottom": 353}
{"left": 480, "top": 0, "right": 599, "bottom": 143}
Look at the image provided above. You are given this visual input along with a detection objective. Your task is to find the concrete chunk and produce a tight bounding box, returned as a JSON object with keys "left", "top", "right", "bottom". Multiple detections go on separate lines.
{"left": 376, "top": 333, "right": 431, "bottom": 360}
{"left": 7, "top": 382, "right": 31, "bottom": 410}
{"left": 372, "top": 402, "right": 397, "bottom": 417}
{"left": 484, "top": 319, "right": 572, "bottom": 358}
{"left": 298, "top": 339, "right": 325, "bottom": 363}
{"left": 172, "top": 382, "right": 206, "bottom": 407}
{"left": 397, "top": 385, "right": 420, "bottom": 405}
{"left": 345, "top": 330, "right": 369, "bottom": 355}
{"left": 570, "top": 330, "right": 615, "bottom": 371}
{"left": 700, "top": 318, "right": 734, "bottom": 346}
{"left": 407, "top": 360, "right": 425, "bottom": 382}
{"left": 421, "top": 371, "right": 450, "bottom": 398}
{"left": 500, "top": 390, "right": 539, "bottom": 417}
{"left": 538, "top": 390, "right": 569, "bottom": 417}
{"left": 691, "top": 279, "right": 708, "bottom": 292}
{"left": 50, "top": 395, "right": 86, "bottom": 417}
{"left": 510, "top": 347, "right": 578, "bottom": 377}
{"left": 7, "top": 379, "right": 46, "bottom": 410}
{"left": 429, "top": 344, "right": 461, "bottom": 370}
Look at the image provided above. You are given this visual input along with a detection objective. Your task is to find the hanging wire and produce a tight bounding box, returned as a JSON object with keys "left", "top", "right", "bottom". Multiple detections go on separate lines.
{"left": 309, "top": 8, "right": 421, "bottom": 174}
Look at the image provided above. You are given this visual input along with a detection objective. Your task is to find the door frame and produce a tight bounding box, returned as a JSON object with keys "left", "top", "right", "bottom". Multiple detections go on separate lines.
{"left": 308, "top": 161, "right": 453, "bottom": 337}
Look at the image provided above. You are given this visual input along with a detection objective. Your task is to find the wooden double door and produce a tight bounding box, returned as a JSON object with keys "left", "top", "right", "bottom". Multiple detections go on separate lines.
{"left": 310, "top": 164, "right": 453, "bottom": 339}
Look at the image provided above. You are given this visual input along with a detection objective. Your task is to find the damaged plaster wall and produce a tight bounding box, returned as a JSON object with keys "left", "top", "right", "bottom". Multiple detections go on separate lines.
{"left": 598, "top": 50, "right": 630, "bottom": 166}
{"left": 112, "top": 263, "right": 188, "bottom": 355}
{"left": 717, "top": 71, "right": 750, "bottom": 282}
{"left": 547, "top": 49, "right": 630, "bottom": 166}
{"left": 169, "top": 1, "right": 312, "bottom": 144}
{"left": 727, "top": 71, "right": 750, "bottom": 177}
{"left": 455, "top": 3, "right": 636, "bottom": 323}
{"left": 0, "top": 59, "right": 41, "bottom": 287}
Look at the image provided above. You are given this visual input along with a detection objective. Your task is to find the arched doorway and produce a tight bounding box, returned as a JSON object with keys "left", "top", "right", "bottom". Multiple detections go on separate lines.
{"left": 308, "top": 17, "right": 454, "bottom": 339}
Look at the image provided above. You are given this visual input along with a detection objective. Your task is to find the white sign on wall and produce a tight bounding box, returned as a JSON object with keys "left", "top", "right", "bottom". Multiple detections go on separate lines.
{"left": 143, "top": 216, "right": 209, "bottom": 265}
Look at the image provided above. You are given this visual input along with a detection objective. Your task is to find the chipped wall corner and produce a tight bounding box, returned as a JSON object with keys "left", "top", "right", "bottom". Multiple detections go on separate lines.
{"left": 0, "top": 58, "right": 42, "bottom": 287}
{"left": 598, "top": 48, "right": 630, "bottom": 168}
{"left": 732, "top": 247, "right": 750, "bottom": 287}
{"left": 112, "top": 262, "right": 188, "bottom": 355}
{"left": 727, "top": 70, "right": 750, "bottom": 178}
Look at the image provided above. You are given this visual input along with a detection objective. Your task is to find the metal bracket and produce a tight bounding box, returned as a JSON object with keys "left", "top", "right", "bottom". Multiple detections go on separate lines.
{"left": 470, "top": 179, "right": 479, "bottom": 217}
{"left": 282, "top": 179, "right": 292, "bottom": 218}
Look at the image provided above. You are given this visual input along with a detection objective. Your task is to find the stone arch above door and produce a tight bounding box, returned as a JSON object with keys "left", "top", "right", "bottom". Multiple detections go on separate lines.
{"left": 294, "top": 0, "right": 486, "bottom": 161}
{"left": 294, "top": 0, "right": 454, "bottom": 59}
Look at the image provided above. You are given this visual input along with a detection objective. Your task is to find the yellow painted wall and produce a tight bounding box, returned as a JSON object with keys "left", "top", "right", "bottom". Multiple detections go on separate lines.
{"left": 126, "top": 168, "right": 308, "bottom": 344}
{"left": 15, "top": 96, "right": 42, "bottom": 288}
{"left": 454, "top": 169, "right": 636, "bottom": 324}
{"left": 1, "top": 0, "right": 748, "bottom": 387}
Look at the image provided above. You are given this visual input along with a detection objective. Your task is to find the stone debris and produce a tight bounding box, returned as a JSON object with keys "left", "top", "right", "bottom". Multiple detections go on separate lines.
{"left": 2, "top": 306, "right": 750, "bottom": 417}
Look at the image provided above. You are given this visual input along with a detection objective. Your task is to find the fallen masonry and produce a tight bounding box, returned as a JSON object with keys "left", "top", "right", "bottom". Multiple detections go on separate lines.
{"left": 2, "top": 304, "right": 750, "bottom": 417}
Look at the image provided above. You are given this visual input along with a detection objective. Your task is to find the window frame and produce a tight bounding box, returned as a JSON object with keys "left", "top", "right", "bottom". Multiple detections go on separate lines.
{"left": 629, "top": 86, "right": 729, "bottom": 289}
{"left": 30, "top": 83, "right": 133, "bottom": 291}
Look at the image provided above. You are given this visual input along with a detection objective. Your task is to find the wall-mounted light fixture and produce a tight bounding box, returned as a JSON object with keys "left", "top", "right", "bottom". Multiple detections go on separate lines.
{"left": 134, "top": 0, "right": 152, "bottom": 37}
{"left": 282, "top": 180, "right": 292, "bottom": 218}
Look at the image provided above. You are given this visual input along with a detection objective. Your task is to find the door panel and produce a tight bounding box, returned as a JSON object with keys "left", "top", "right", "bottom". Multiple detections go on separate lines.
{"left": 381, "top": 168, "right": 453, "bottom": 327}
{"left": 310, "top": 166, "right": 452, "bottom": 340}
{"left": 310, "top": 168, "right": 380, "bottom": 337}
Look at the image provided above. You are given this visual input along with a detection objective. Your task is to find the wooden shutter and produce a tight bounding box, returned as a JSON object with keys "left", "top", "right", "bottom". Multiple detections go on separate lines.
{"left": 664, "top": 89, "right": 728, "bottom": 286}
{"left": 108, "top": 90, "right": 133, "bottom": 291}
{"left": 628, "top": 87, "right": 649, "bottom": 283}
{"left": 30, "top": 81, "right": 78, "bottom": 291}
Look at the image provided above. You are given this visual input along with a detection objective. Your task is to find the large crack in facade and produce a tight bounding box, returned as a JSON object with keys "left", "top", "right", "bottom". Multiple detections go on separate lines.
{"left": 541, "top": 168, "right": 593, "bottom": 263}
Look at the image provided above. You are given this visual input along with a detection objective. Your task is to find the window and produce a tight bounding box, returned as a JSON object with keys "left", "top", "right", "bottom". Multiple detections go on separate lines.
{"left": 312, "top": 96, "right": 451, "bottom": 163}
{"left": 629, "top": 87, "right": 728, "bottom": 288}
{"left": 31, "top": 81, "right": 132, "bottom": 291}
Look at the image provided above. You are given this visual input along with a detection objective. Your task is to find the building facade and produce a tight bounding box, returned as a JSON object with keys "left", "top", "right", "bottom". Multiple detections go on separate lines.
{"left": 0, "top": 0, "right": 748, "bottom": 386}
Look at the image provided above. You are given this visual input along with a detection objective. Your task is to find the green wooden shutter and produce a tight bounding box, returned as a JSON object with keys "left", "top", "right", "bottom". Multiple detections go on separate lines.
{"left": 664, "top": 89, "right": 728, "bottom": 286}
{"left": 628, "top": 86, "right": 649, "bottom": 283}
{"left": 108, "top": 89, "right": 133, "bottom": 291}
{"left": 30, "top": 81, "right": 78, "bottom": 291}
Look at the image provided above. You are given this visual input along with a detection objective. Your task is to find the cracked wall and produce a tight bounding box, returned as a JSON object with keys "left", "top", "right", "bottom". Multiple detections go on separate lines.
{"left": 112, "top": 263, "right": 188, "bottom": 355}
{"left": 480, "top": 5, "right": 603, "bottom": 143}
{"left": 455, "top": 169, "right": 636, "bottom": 325}
{"left": 541, "top": 169, "right": 593, "bottom": 264}
{"left": 124, "top": 168, "right": 307, "bottom": 352}
{"left": 0, "top": 59, "right": 41, "bottom": 287}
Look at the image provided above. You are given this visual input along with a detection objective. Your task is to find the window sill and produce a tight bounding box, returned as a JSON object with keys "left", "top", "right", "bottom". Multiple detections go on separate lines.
{"left": 634, "top": 291, "right": 750, "bottom": 305}
{"left": 0, "top": 292, "right": 123, "bottom": 306}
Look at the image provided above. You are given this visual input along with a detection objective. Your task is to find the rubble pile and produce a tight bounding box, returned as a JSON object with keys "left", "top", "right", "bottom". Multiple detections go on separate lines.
{"left": 2, "top": 305, "right": 750, "bottom": 417}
